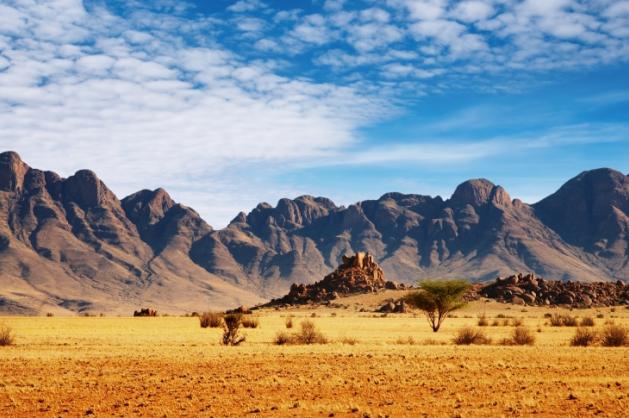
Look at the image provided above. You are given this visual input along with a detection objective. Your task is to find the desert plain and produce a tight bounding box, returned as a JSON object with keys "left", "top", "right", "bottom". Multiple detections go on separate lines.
{"left": 0, "top": 294, "right": 628, "bottom": 418}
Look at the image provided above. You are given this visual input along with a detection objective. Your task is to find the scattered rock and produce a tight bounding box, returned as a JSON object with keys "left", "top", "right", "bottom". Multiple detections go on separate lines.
{"left": 133, "top": 308, "right": 157, "bottom": 317}
{"left": 481, "top": 273, "right": 629, "bottom": 307}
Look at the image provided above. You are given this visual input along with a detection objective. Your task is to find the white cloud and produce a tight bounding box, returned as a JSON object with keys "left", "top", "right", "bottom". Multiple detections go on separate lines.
{"left": 451, "top": 1, "right": 494, "bottom": 22}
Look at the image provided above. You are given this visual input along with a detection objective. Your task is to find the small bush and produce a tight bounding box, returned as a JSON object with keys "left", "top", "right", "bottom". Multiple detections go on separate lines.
{"left": 511, "top": 318, "right": 523, "bottom": 327}
{"left": 222, "top": 314, "right": 245, "bottom": 346}
{"left": 0, "top": 325, "right": 14, "bottom": 346}
{"left": 496, "top": 314, "right": 507, "bottom": 318}
{"left": 296, "top": 320, "right": 327, "bottom": 344}
{"left": 543, "top": 313, "right": 553, "bottom": 318}
{"left": 596, "top": 313, "right": 604, "bottom": 319}
{"left": 453, "top": 327, "right": 491, "bottom": 345}
{"left": 601, "top": 324, "right": 628, "bottom": 347}
{"left": 46, "top": 312, "right": 54, "bottom": 317}
{"left": 241, "top": 316, "right": 259, "bottom": 329}
{"left": 395, "top": 336, "right": 416, "bottom": 345}
{"left": 274, "top": 331, "right": 293, "bottom": 345}
{"left": 549, "top": 314, "right": 577, "bottom": 327}
{"left": 199, "top": 311, "right": 223, "bottom": 328}
{"left": 571, "top": 327, "right": 598, "bottom": 347}
{"left": 501, "top": 326, "right": 535, "bottom": 346}
{"left": 579, "top": 316, "right": 595, "bottom": 327}
{"left": 477, "top": 316, "right": 488, "bottom": 326}
{"left": 340, "top": 337, "right": 359, "bottom": 345}
{"left": 310, "top": 312, "right": 317, "bottom": 318}
{"left": 491, "top": 319, "right": 500, "bottom": 326}
{"left": 285, "top": 317, "right": 293, "bottom": 329}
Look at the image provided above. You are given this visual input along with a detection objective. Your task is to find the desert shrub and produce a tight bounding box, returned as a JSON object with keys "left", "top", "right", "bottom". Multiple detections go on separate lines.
{"left": 549, "top": 314, "right": 577, "bottom": 327}
{"left": 477, "top": 315, "right": 488, "bottom": 326}
{"left": 0, "top": 325, "right": 14, "bottom": 346}
{"left": 241, "top": 316, "right": 259, "bottom": 329}
{"left": 453, "top": 327, "right": 491, "bottom": 345}
{"left": 496, "top": 314, "right": 507, "bottom": 318}
{"left": 340, "top": 337, "right": 359, "bottom": 345}
{"left": 501, "top": 326, "right": 535, "bottom": 345}
{"left": 310, "top": 312, "right": 317, "bottom": 318}
{"left": 570, "top": 327, "right": 599, "bottom": 347}
{"left": 404, "top": 279, "right": 471, "bottom": 332}
{"left": 46, "top": 312, "right": 54, "bottom": 317}
{"left": 285, "top": 317, "right": 293, "bottom": 329}
{"left": 222, "top": 314, "right": 245, "bottom": 346}
{"left": 601, "top": 324, "right": 628, "bottom": 347}
{"left": 596, "top": 313, "right": 604, "bottom": 319}
{"left": 395, "top": 336, "right": 416, "bottom": 345}
{"left": 199, "top": 311, "right": 223, "bottom": 328}
{"left": 491, "top": 319, "right": 500, "bottom": 326}
{"left": 511, "top": 318, "right": 523, "bottom": 327}
{"left": 330, "top": 312, "right": 337, "bottom": 317}
{"left": 274, "top": 331, "right": 294, "bottom": 345}
{"left": 295, "top": 320, "right": 327, "bottom": 344}
{"left": 543, "top": 313, "right": 553, "bottom": 318}
{"left": 579, "top": 316, "right": 595, "bottom": 327}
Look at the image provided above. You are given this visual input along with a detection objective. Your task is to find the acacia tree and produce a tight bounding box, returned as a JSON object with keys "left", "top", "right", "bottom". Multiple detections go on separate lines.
{"left": 404, "top": 279, "right": 471, "bottom": 332}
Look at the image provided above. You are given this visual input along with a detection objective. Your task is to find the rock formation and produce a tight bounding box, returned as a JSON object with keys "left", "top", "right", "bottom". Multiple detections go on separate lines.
{"left": 270, "top": 252, "right": 404, "bottom": 305}
{"left": 481, "top": 273, "right": 629, "bottom": 307}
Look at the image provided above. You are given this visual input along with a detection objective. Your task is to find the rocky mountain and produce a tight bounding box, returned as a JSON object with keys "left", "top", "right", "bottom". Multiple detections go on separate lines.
{"left": 0, "top": 151, "right": 627, "bottom": 314}
{"left": 0, "top": 152, "right": 263, "bottom": 315}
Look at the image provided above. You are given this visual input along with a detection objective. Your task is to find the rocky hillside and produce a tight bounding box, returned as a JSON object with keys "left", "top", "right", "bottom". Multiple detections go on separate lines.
{"left": 1, "top": 150, "right": 628, "bottom": 314}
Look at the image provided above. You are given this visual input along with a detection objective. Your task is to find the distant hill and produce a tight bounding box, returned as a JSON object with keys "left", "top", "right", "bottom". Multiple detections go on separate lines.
{"left": 1, "top": 150, "right": 627, "bottom": 314}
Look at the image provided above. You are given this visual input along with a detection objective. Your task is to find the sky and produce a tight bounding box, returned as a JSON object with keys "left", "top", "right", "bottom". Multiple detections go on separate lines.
{"left": 1, "top": 0, "right": 628, "bottom": 227}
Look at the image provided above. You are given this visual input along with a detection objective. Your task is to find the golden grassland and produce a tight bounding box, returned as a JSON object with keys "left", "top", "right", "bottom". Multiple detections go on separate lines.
{"left": 0, "top": 299, "right": 628, "bottom": 417}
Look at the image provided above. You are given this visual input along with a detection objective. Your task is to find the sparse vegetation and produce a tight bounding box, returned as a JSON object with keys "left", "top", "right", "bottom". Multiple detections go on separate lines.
{"left": 570, "top": 328, "right": 598, "bottom": 347}
{"left": 274, "top": 320, "right": 328, "bottom": 345}
{"left": 0, "top": 324, "right": 14, "bottom": 346}
{"left": 453, "top": 327, "right": 491, "bottom": 345}
{"left": 199, "top": 311, "right": 223, "bottom": 328}
{"left": 511, "top": 318, "right": 523, "bottom": 327}
{"left": 241, "top": 316, "right": 259, "bottom": 328}
{"left": 477, "top": 315, "right": 488, "bottom": 326}
{"left": 579, "top": 316, "right": 595, "bottom": 327}
{"left": 222, "top": 314, "right": 245, "bottom": 346}
{"left": 549, "top": 314, "right": 578, "bottom": 327}
{"left": 601, "top": 324, "right": 628, "bottom": 347}
{"left": 395, "top": 336, "right": 416, "bottom": 345}
{"left": 501, "top": 326, "right": 535, "bottom": 345}
{"left": 404, "top": 279, "right": 471, "bottom": 332}
{"left": 285, "top": 317, "right": 293, "bottom": 329}
{"left": 339, "top": 336, "right": 359, "bottom": 345}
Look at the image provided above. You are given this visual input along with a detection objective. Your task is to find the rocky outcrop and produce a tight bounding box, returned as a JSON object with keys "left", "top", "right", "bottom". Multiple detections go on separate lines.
{"left": 481, "top": 273, "right": 629, "bottom": 307}
{"left": 270, "top": 252, "right": 404, "bottom": 305}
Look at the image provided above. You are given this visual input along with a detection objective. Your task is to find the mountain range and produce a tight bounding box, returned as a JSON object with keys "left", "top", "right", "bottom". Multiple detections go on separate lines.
{"left": 1, "top": 151, "right": 627, "bottom": 314}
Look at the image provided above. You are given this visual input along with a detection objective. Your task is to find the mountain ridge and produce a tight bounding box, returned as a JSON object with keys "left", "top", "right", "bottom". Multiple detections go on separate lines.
{"left": 1, "top": 151, "right": 627, "bottom": 314}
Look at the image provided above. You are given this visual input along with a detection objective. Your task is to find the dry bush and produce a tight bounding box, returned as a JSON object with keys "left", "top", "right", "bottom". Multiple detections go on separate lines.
{"left": 310, "top": 312, "right": 317, "bottom": 318}
{"left": 511, "top": 318, "right": 523, "bottom": 327}
{"left": 570, "top": 327, "right": 599, "bottom": 347}
{"left": 579, "top": 316, "right": 595, "bottom": 327}
{"left": 274, "top": 331, "right": 293, "bottom": 345}
{"left": 601, "top": 324, "right": 628, "bottom": 347}
{"left": 296, "top": 320, "right": 327, "bottom": 344}
{"left": 543, "top": 313, "right": 553, "bottom": 318}
{"left": 453, "top": 327, "right": 491, "bottom": 345}
{"left": 340, "top": 337, "right": 359, "bottom": 345}
{"left": 199, "top": 311, "right": 223, "bottom": 328}
{"left": 395, "top": 336, "right": 416, "bottom": 345}
{"left": 46, "top": 312, "right": 54, "bottom": 317}
{"left": 0, "top": 325, "right": 14, "bottom": 346}
{"left": 222, "top": 314, "right": 245, "bottom": 346}
{"left": 477, "top": 315, "right": 488, "bottom": 326}
{"left": 501, "top": 326, "right": 535, "bottom": 346}
{"left": 241, "top": 316, "right": 259, "bottom": 329}
{"left": 596, "top": 313, "right": 605, "bottom": 319}
{"left": 285, "top": 317, "right": 293, "bottom": 329}
{"left": 549, "top": 314, "right": 577, "bottom": 327}
{"left": 496, "top": 314, "right": 507, "bottom": 319}
{"left": 491, "top": 319, "right": 500, "bottom": 326}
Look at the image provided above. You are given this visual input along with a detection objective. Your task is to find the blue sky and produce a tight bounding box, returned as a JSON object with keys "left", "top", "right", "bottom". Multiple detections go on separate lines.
{"left": 0, "top": 0, "right": 628, "bottom": 226}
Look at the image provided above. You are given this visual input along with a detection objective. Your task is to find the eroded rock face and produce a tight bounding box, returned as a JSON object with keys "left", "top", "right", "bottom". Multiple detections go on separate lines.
{"left": 481, "top": 273, "right": 629, "bottom": 307}
{"left": 270, "top": 252, "right": 404, "bottom": 305}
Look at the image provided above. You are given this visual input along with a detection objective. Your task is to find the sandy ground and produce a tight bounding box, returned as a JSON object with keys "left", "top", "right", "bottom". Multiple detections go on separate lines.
{"left": 0, "top": 300, "right": 628, "bottom": 417}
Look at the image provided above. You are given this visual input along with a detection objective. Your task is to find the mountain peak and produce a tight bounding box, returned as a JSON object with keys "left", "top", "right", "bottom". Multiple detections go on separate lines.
{"left": 63, "top": 169, "right": 115, "bottom": 208}
{"left": 450, "top": 178, "right": 497, "bottom": 207}
{"left": 122, "top": 188, "right": 176, "bottom": 226}
{"left": 0, "top": 151, "right": 29, "bottom": 192}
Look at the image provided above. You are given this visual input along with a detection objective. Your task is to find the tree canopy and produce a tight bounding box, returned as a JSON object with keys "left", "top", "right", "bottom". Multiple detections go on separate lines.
{"left": 404, "top": 279, "right": 471, "bottom": 332}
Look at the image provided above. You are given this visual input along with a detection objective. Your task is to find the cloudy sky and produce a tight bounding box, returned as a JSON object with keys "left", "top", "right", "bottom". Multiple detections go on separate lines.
{"left": 1, "top": 0, "right": 628, "bottom": 227}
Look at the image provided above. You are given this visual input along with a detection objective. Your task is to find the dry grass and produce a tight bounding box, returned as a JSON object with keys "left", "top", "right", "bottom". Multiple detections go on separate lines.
{"left": 549, "top": 314, "right": 578, "bottom": 327}
{"left": 199, "top": 311, "right": 223, "bottom": 328}
{"left": 241, "top": 316, "right": 259, "bottom": 329}
{"left": 0, "top": 324, "right": 14, "bottom": 346}
{"left": 453, "top": 327, "right": 491, "bottom": 345}
{"left": 579, "top": 316, "right": 595, "bottom": 327}
{"left": 601, "top": 323, "right": 628, "bottom": 347}
{"left": 570, "top": 327, "right": 598, "bottom": 347}
{"left": 0, "top": 300, "right": 628, "bottom": 417}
